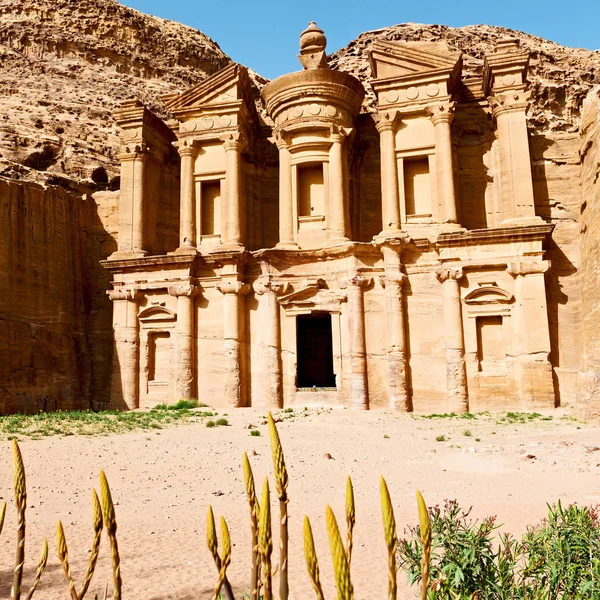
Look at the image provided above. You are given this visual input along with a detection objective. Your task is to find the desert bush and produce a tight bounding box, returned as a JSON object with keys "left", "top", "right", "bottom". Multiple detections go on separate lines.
{"left": 398, "top": 499, "right": 600, "bottom": 600}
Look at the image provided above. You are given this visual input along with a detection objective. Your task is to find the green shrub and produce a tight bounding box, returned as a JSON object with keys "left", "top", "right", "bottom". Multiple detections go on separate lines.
{"left": 250, "top": 429, "right": 261, "bottom": 437}
{"left": 398, "top": 499, "right": 600, "bottom": 599}
{"left": 206, "top": 420, "right": 216, "bottom": 428}
{"left": 216, "top": 418, "right": 229, "bottom": 426}
{"left": 435, "top": 435, "right": 447, "bottom": 442}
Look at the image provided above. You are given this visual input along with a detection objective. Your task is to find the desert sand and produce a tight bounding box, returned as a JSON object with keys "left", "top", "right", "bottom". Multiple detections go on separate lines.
{"left": 0, "top": 408, "right": 599, "bottom": 599}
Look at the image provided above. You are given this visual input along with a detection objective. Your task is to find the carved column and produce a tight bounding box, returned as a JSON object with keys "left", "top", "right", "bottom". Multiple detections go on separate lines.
{"left": 508, "top": 261, "right": 554, "bottom": 406}
{"left": 107, "top": 288, "right": 140, "bottom": 409}
{"left": 348, "top": 276, "right": 371, "bottom": 409}
{"left": 329, "top": 132, "right": 349, "bottom": 242}
{"left": 436, "top": 267, "right": 468, "bottom": 412}
{"left": 427, "top": 103, "right": 458, "bottom": 225}
{"left": 489, "top": 93, "right": 536, "bottom": 221}
{"left": 374, "top": 112, "right": 401, "bottom": 233}
{"left": 168, "top": 283, "right": 199, "bottom": 401}
{"left": 117, "top": 147, "right": 148, "bottom": 255}
{"left": 380, "top": 273, "right": 410, "bottom": 411}
{"left": 177, "top": 143, "right": 196, "bottom": 249}
{"left": 218, "top": 279, "right": 251, "bottom": 407}
{"left": 275, "top": 135, "right": 297, "bottom": 248}
{"left": 222, "top": 133, "right": 245, "bottom": 247}
{"left": 253, "top": 278, "right": 286, "bottom": 408}
{"left": 131, "top": 147, "right": 147, "bottom": 253}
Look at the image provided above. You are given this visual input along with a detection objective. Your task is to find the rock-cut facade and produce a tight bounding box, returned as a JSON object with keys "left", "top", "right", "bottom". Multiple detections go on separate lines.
{"left": 103, "top": 24, "right": 561, "bottom": 412}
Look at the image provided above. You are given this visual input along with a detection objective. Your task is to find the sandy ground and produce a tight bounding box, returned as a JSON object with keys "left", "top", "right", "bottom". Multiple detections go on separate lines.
{"left": 0, "top": 408, "right": 599, "bottom": 600}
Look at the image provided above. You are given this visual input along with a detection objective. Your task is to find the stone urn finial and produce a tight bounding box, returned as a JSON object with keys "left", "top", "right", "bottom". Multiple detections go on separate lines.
{"left": 298, "top": 22, "right": 328, "bottom": 70}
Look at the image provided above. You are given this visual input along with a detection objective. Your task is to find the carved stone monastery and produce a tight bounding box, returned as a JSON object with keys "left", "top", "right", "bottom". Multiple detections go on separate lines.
{"left": 101, "top": 24, "right": 564, "bottom": 413}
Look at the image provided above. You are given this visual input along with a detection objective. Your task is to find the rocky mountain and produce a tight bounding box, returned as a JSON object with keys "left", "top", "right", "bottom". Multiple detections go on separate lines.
{"left": 330, "top": 23, "right": 600, "bottom": 133}
{"left": 0, "top": 0, "right": 232, "bottom": 187}
{"left": 1, "top": 1, "right": 598, "bottom": 188}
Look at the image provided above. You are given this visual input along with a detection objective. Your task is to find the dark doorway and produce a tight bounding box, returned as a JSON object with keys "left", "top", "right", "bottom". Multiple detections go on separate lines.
{"left": 296, "top": 313, "right": 336, "bottom": 388}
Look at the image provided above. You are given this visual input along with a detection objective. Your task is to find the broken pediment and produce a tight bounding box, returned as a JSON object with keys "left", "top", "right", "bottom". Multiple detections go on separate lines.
{"left": 138, "top": 305, "right": 176, "bottom": 323}
{"left": 369, "top": 40, "right": 462, "bottom": 87}
{"left": 278, "top": 279, "right": 347, "bottom": 313}
{"left": 162, "top": 64, "right": 256, "bottom": 120}
{"left": 464, "top": 285, "right": 514, "bottom": 305}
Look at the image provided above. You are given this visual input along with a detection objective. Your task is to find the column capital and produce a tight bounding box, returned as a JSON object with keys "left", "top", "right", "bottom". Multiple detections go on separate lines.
{"left": 220, "top": 131, "right": 247, "bottom": 152}
{"left": 329, "top": 125, "right": 353, "bottom": 144}
{"left": 372, "top": 110, "right": 400, "bottom": 133}
{"left": 435, "top": 266, "right": 464, "bottom": 283}
{"left": 426, "top": 102, "right": 456, "bottom": 126}
{"left": 346, "top": 275, "right": 372, "bottom": 289}
{"left": 269, "top": 130, "right": 293, "bottom": 150}
{"left": 118, "top": 143, "right": 148, "bottom": 162}
{"left": 218, "top": 280, "right": 251, "bottom": 296}
{"left": 107, "top": 287, "right": 140, "bottom": 302}
{"left": 507, "top": 260, "right": 549, "bottom": 277}
{"left": 253, "top": 278, "right": 290, "bottom": 296}
{"left": 488, "top": 89, "right": 531, "bottom": 117}
{"left": 379, "top": 273, "right": 406, "bottom": 289}
{"left": 168, "top": 283, "right": 200, "bottom": 298}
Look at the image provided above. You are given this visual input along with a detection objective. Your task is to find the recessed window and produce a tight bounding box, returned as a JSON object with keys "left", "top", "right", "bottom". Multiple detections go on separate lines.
{"left": 404, "top": 157, "right": 431, "bottom": 217}
{"left": 148, "top": 332, "right": 171, "bottom": 382}
{"left": 476, "top": 316, "right": 505, "bottom": 373}
{"left": 298, "top": 164, "right": 325, "bottom": 217}
{"left": 201, "top": 181, "right": 221, "bottom": 236}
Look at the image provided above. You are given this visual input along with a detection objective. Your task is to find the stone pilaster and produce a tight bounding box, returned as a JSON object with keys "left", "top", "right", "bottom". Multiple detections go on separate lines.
{"left": 489, "top": 93, "right": 537, "bottom": 222}
{"left": 329, "top": 131, "right": 350, "bottom": 242}
{"left": 217, "top": 278, "right": 251, "bottom": 407}
{"left": 347, "top": 275, "right": 371, "bottom": 409}
{"left": 168, "top": 283, "right": 199, "bottom": 401}
{"left": 274, "top": 134, "right": 297, "bottom": 249}
{"left": 373, "top": 111, "right": 401, "bottom": 233}
{"left": 380, "top": 273, "right": 410, "bottom": 411}
{"left": 221, "top": 132, "right": 246, "bottom": 248}
{"left": 116, "top": 146, "right": 148, "bottom": 256}
{"left": 176, "top": 142, "right": 197, "bottom": 250}
{"left": 253, "top": 278, "right": 287, "bottom": 408}
{"left": 436, "top": 267, "right": 469, "bottom": 412}
{"left": 107, "top": 288, "right": 140, "bottom": 409}
{"left": 484, "top": 38, "right": 538, "bottom": 224}
{"left": 508, "top": 261, "right": 554, "bottom": 406}
{"left": 427, "top": 103, "right": 458, "bottom": 225}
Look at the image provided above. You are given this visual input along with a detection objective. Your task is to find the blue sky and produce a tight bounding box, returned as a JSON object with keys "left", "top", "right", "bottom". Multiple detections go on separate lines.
{"left": 121, "top": 0, "right": 598, "bottom": 80}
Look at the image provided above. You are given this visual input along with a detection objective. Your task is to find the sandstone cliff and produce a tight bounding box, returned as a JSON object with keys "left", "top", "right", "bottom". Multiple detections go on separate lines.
{"left": 0, "top": 0, "right": 232, "bottom": 187}
{"left": 331, "top": 23, "right": 600, "bottom": 133}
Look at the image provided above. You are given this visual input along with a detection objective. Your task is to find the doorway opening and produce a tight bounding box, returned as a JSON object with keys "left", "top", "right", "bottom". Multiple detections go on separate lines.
{"left": 296, "top": 312, "right": 336, "bottom": 388}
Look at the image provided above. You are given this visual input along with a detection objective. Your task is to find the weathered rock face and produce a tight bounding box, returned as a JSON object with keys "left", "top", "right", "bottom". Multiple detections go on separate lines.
{"left": 331, "top": 23, "right": 600, "bottom": 133}
{"left": 577, "top": 86, "right": 600, "bottom": 419}
{"left": 0, "top": 177, "right": 118, "bottom": 412}
{"left": 0, "top": 0, "right": 232, "bottom": 186}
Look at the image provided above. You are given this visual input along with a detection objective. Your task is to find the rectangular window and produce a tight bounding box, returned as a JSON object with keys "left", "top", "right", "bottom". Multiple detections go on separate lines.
{"left": 201, "top": 181, "right": 221, "bottom": 236}
{"left": 298, "top": 164, "right": 325, "bottom": 217}
{"left": 476, "top": 316, "right": 505, "bottom": 373}
{"left": 404, "top": 157, "right": 431, "bottom": 217}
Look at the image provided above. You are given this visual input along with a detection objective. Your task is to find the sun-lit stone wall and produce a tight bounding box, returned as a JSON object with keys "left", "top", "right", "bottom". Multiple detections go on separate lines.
{"left": 577, "top": 87, "right": 600, "bottom": 419}
{"left": 0, "top": 178, "right": 117, "bottom": 413}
